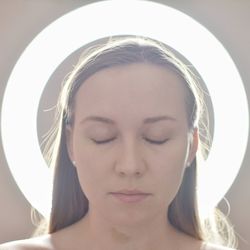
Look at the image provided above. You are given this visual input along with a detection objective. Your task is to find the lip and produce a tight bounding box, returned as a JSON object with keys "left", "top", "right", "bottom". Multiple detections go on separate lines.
{"left": 109, "top": 190, "right": 152, "bottom": 203}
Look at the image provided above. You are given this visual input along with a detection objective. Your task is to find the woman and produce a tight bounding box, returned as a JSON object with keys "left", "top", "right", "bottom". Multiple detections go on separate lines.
{"left": 0, "top": 36, "right": 237, "bottom": 250}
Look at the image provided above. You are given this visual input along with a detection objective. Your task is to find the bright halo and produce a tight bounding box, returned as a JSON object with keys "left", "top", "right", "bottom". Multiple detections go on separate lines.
{"left": 1, "top": 0, "right": 248, "bottom": 219}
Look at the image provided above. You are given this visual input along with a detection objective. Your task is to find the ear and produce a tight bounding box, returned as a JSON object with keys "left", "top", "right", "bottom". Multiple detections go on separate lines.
{"left": 187, "top": 127, "right": 199, "bottom": 167}
{"left": 65, "top": 125, "right": 75, "bottom": 166}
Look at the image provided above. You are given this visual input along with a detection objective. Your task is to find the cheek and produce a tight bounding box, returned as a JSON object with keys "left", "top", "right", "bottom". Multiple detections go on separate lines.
{"left": 152, "top": 137, "right": 188, "bottom": 172}
{"left": 73, "top": 133, "right": 189, "bottom": 204}
{"left": 73, "top": 143, "right": 112, "bottom": 197}
{"left": 154, "top": 157, "right": 185, "bottom": 189}
{"left": 151, "top": 139, "right": 189, "bottom": 200}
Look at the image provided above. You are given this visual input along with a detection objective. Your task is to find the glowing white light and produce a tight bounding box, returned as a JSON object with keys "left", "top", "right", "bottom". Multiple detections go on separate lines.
{"left": 1, "top": 0, "right": 248, "bottom": 219}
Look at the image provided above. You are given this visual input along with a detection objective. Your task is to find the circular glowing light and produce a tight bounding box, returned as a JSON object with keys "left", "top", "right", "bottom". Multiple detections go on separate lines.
{"left": 1, "top": 0, "right": 248, "bottom": 219}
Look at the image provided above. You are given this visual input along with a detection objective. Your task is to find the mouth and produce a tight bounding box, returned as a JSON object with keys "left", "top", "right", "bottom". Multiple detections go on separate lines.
{"left": 109, "top": 190, "right": 152, "bottom": 203}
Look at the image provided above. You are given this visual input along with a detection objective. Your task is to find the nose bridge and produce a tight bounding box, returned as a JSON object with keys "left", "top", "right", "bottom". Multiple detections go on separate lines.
{"left": 115, "top": 135, "right": 145, "bottom": 176}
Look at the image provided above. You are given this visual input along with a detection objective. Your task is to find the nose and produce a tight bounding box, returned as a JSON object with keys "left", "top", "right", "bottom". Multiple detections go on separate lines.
{"left": 114, "top": 137, "right": 146, "bottom": 178}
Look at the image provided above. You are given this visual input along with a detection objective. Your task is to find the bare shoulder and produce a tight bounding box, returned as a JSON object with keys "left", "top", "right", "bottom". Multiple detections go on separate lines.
{"left": 0, "top": 235, "right": 53, "bottom": 250}
{"left": 203, "top": 242, "right": 236, "bottom": 250}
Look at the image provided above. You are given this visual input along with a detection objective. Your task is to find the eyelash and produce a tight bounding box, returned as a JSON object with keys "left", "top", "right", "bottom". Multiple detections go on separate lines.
{"left": 91, "top": 137, "right": 168, "bottom": 145}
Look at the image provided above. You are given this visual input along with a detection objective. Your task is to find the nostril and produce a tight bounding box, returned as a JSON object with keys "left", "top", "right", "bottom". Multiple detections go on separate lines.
{"left": 135, "top": 171, "right": 142, "bottom": 177}
{"left": 118, "top": 171, "right": 126, "bottom": 177}
{"left": 117, "top": 169, "right": 142, "bottom": 178}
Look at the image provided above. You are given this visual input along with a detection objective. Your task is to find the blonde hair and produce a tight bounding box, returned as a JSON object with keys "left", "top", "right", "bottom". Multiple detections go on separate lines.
{"left": 34, "top": 36, "right": 237, "bottom": 248}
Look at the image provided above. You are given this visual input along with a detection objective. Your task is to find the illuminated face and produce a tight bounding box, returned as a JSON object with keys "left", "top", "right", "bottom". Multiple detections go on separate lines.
{"left": 66, "top": 63, "right": 197, "bottom": 225}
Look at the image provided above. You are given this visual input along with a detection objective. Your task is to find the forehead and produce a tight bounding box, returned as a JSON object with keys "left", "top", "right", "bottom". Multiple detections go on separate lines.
{"left": 74, "top": 63, "right": 188, "bottom": 126}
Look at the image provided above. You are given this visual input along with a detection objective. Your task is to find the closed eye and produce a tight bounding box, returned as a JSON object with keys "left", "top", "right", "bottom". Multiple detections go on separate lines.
{"left": 91, "top": 137, "right": 116, "bottom": 144}
{"left": 143, "top": 138, "right": 169, "bottom": 145}
{"left": 91, "top": 137, "right": 168, "bottom": 145}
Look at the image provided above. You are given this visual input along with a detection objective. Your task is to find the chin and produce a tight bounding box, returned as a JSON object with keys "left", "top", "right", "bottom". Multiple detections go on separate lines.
{"left": 104, "top": 206, "right": 162, "bottom": 228}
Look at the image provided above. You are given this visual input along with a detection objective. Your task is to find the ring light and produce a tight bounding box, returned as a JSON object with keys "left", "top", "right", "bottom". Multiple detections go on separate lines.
{"left": 1, "top": 0, "right": 248, "bottom": 219}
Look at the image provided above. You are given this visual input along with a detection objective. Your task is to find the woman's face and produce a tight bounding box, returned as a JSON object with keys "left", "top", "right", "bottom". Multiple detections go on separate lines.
{"left": 67, "top": 63, "right": 197, "bottom": 225}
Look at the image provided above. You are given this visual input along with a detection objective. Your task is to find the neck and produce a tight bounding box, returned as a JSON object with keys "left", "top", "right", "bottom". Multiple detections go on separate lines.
{"left": 76, "top": 208, "right": 181, "bottom": 250}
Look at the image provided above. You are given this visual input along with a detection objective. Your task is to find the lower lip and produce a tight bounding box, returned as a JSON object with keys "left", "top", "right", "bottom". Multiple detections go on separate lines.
{"left": 110, "top": 193, "right": 151, "bottom": 203}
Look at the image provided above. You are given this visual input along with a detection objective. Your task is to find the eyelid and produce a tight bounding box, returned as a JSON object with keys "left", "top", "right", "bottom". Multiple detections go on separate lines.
{"left": 143, "top": 137, "right": 169, "bottom": 145}
{"left": 91, "top": 137, "right": 169, "bottom": 145}
{"left": 91, "top": 137, "right": 116, "bottom": 144}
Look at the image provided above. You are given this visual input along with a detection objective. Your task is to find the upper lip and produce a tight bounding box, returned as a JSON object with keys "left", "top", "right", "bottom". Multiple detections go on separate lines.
{"left": 110, "top": 189, "right": 151, "bottom": 195}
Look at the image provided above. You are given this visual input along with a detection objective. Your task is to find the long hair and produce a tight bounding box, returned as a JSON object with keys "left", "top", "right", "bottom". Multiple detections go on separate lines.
{"left": 36, "top": 36, "right": 236, "bottom": 248}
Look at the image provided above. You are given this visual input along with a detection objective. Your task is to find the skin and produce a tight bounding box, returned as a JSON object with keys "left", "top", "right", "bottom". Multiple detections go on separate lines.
{"left": 0, "top": 63, "right": 233, "bottom": 250}
{"left": 66, "top": 62, "right": 199, "bottom": 250}
{"left": 68, "top": 63, "right": 196, "bottom": 228}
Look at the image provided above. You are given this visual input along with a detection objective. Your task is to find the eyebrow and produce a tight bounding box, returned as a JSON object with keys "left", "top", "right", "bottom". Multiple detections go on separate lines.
{"left": 80, "top": 115, "right": 177, "bottom": 125}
